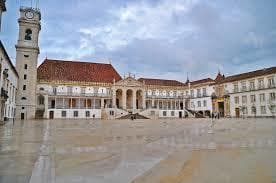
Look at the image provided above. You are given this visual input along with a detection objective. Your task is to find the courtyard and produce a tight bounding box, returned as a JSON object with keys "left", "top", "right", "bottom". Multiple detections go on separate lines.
{"left": 0, "top": 118, "right": 276, "bottom": 183}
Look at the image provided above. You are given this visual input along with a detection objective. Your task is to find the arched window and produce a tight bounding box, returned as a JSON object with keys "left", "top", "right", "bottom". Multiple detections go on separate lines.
{"left": 21, "top": 97, "right": 27, "bottom": 100}
{"left": 39, "top": 87, "right": 44, "bottom": 91}
{"left": 25, "top": 29, "right": 32, "bottom": 40}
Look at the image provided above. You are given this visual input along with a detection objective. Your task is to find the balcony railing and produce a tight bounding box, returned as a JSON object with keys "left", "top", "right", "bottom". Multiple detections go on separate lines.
{"left": 48, "top": 92, "right": 111, "bottom": 97}
{"left": 232, "top": 85, "right": 276, "bottom": 93}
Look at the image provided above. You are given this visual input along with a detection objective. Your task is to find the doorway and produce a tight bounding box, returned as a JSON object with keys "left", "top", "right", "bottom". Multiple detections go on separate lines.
{"left": 51, "top": 100, "right": 55, "bottom": 109}
{"left": 180, "top": 102, "right": 184, "bottom": 110}
{"left": 21, "top": 113, "right": 25, "bottom": 120}
{"left": 179, "top": 111, "right": 183, "bottom": 118}
{"left": 49, "top": 111, "right": 54, "bottom": 119}
{"left": 235, "top": 108, "right": 240, "bottom": 118}
{"left": 218, "top": 102, "right": 225, "bottom": 117}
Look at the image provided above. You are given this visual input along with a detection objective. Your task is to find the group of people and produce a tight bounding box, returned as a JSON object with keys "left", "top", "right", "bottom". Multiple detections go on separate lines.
{"left": 211, "top": 112, "right": 220, "bottom": 119}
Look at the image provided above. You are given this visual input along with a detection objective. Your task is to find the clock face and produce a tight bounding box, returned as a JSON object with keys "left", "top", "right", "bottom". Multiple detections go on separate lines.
{"left": 25, "top": 11, "right": 34, "bottom": 19}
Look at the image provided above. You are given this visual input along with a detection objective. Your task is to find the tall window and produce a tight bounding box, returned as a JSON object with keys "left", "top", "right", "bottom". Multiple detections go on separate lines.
{"left": 23, "top": 85, "right": 26, "bottom": 90}
{"left": 249, "top": 81, "right": 255, "bottom": 90}
{"left": 234, "top": 84, "right": 239, "bottom": 92}
{"left": 202, "top": 88, "right": 207, "bottom": 96}
{"left": 258, "top": 79, "right": 264, "bottom": 89}
{"left": 241, "top": 82, "right": 247, "bottom": 91}
{"left": 269, "top": 92, "right": 276, "bottom": 101}
{"left": 190, "top": 90, "right": 194, "bottom": 97}
{"left": 24, "top": 29, "right": 32, "bottom": 40}
{"left": 24, "top": 64, "right": 28, "bottom": 69}
{"left": 197, "top": 89, "right": 201, "bottom": 97}
{"left": 268, "top": 78, "right": 275, "bottom": 88}
{"left": 24, "top": 74, "right": 27, "bottom": 80}
{"left": 250, "top": 95, "right": 256, "bottom": 103}
{"left": 203, "top": 100, "right": 207, "bottom": 107}
{"left": 197, "top": 101, "right": 201, "bottom": 107}
{"left": 234, "top": 96, "right": 239, "bottom": 104}
{"left": 260, "top": 93, "right": 265, "bottom": 102}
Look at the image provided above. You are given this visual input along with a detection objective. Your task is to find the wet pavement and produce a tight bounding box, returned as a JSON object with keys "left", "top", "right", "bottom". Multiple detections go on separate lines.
{"left": 0, "top": 118, "right": 276, "bottom": 183}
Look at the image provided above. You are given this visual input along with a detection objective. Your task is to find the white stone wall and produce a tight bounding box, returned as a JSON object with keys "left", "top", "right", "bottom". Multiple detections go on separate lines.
{"left": 159, "top": 110, "right": 186, "bottom": 118}
{"left": 0, "top": 49, "right": 18, "bottom": 120}
{"left": 190, "top": 97, "right": 212, "bottom": 112}
{"left": 46, "top": 109, "right": 101, "bottom": 119}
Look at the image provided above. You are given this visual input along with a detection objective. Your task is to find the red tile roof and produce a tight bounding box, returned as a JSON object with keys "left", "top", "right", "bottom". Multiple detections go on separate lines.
{"left": 37, "top": 59, "right": 122, "bottom": 83}
{"left": 138, "top": 78, "right": 185, "bottom": 87}
{"left": 189, "top": 78, "right": 214, "bottom": 86}
{"left": 217, "top": 67, "right": 276, "bottom": 84}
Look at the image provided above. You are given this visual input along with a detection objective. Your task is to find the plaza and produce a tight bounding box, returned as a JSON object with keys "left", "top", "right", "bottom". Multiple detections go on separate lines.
{"left": 0, "top": 118, "right": 275, "bottom": 183}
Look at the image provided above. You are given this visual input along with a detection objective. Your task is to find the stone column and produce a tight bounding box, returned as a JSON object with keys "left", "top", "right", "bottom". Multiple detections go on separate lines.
{"left": 112, "top": 89, "right": 116, "bottom": 108}
{"left": 122, "top": 89, "right": 127, "bottom": 110}
{"left": 44, "top": 95, "right": 49, "bottom": 118}
{"left": 142, "top": 91, "right": 146, "bottom": 109}
{"left": 133, "top": 90, "right": 137, "bottom": 110}
{"left": 151, "top": 99, "right": 154, "bottom": 109}
{"left": 101, "top": 98, "right": 105, "bottom": 109}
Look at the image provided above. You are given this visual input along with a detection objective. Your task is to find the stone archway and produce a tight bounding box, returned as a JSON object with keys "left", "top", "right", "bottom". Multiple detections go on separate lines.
{"left": 116, "top": 89, "right": 123, "bottom": 109}
{"left": 136, "top": 90, "right": 143, "bottom": 109}
{"left": 126, "top": 89, "right": 133, "bottom": 109}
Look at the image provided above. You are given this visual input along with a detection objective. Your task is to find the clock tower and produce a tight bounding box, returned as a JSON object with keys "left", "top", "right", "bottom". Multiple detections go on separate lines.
{"left": 15, "top": 7, "right": 41, "bottom": 120}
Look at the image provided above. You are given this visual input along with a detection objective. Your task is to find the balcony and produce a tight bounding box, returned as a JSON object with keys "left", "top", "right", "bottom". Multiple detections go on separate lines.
{"left": 48, "top": 91, "right": 111, "bottom": 97}
{"left": 146, "top": 94, "right": 187, "bottom": 99}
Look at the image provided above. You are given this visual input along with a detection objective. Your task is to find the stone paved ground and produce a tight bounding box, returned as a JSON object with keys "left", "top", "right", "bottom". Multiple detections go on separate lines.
{"left": 0, "top": 118, "right": 276, "bottom": 183}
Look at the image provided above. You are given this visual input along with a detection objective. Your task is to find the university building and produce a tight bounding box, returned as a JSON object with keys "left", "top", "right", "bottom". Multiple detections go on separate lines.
{"left": 0, "top": 5, "right": 274, "bottom": 121}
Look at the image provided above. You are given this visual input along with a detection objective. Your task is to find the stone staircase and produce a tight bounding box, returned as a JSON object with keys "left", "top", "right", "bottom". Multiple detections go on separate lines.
{"left": 185, "top": 108, "right": 205, "bottom": 118}
{"left": 118, "top": 113, "right": 149, "bottom": 120}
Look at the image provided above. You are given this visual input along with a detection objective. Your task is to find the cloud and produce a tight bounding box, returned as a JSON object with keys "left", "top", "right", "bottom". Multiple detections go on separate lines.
{"left": 2, "top": 0, "right": 276, "bottom": 81}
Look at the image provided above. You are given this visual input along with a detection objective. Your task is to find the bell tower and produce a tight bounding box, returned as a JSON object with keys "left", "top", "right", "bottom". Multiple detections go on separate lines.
{"left": 15, "top": 7, "right": 41, "bottom": 120}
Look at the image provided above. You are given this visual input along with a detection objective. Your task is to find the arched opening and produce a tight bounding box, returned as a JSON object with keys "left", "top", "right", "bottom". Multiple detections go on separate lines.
{"left": 126, "top": 89, "right": 133, "bottom": 109}
{"left": 198, "top": 111, "right": 203, "bottom": 115}
{"left": 116, "top": 89, "right": 123, "bottom": 109}
{"left": 205, "top": 110, "right": 211, "bottom": 117}
{"left": 25, "top": 29, "right": 32, "bottom": 40}
{"left": 136, "top": 90, "right": 143, "bottom": 109}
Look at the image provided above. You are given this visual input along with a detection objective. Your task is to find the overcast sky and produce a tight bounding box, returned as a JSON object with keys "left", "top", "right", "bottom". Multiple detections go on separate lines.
{"left": 1, "top": 0, "right": 276, "bottom": 82}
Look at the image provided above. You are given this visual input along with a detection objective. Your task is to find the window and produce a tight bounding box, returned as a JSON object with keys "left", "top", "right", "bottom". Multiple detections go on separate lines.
{"left": 202, "top": 88, "right": 207, "bottom": 96}
{"left": 242, "top": 96, "right": 247, "bottom": 104}
{"left": 24, "top": 29, "right": 32, "bottom": 40}
{"left": 73, "top": 111, "right": 78, "bottom": 117}
{"left": 261, "top": 106, "right": 266, "bottom": 114}
{"left": 22, "top": 107, "right": 25, "bottom": 110}
{"left": 203, "top": 100, "right": 207, "bottom": 107}
{"left": 38, "top": 95, "right": 44, "bottom": 105}
{"left": 109, "top": 110, "right": 114, "bottom": 116}
{"left": 251, "top": 106, "right": 256, "bottom": 114}
{"left": 24, "top": 64, "right": 28, "bottom": 69}
{"left": 234, "top": 96, "right": 239, "bottom": 104}
{"left": 61, "top": 111, "right": 66, "bottom": 117}
{"left": 269, "top": 92, "right": 276, "bottom": 101}
{"left": 190, "top": 90, "right": 194, "bottom": 97}
{"left": 258, "top": 79, "right": 264, "bottom": 89}
{"left": 163, "top": 111, "right": 167, "bottom": 116}
{"left": 197, "top": 101, "right": 201, "bottom": 107}
{"left": 171, "top": 111, "right": 175, "bottom": 116}
{"left": 24, "top": 55, "right": 29, "bottom": 58}
{"left": 197, "top": 89, "right": 201, "bottom": 97}
{"left": 241, "top": 82, "right": 247, "bottom": 91}
{"left": 250, "top": 95, "right": 256, "bottom": 103}
{"left": 268, "top": 78, "right": 275, "bottom": 88}
{"left": 86, "top": 111, "right": 90, "bottom": 117}
{"left": 249, "top": 81, "right": 255, "bottom": 90}
{"left": 260, "top": 93, "right": 265, "bottom": 102}
{"left": 234, "top": 84, "right": 239, "bottom": 92}
{"left": 23, "top": 85, "right": 26, "bottom": 90}
{"left": 21, "top": 97, "right": 27, "bottom": 100}
{"left": 24, "top": 75, "right": 27, "bottom": 80}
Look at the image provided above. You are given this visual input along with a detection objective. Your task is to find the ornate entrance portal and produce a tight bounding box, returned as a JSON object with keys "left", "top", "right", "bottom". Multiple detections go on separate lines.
{"left": 112, "top": 76, "right": 146, "bottom": 112}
